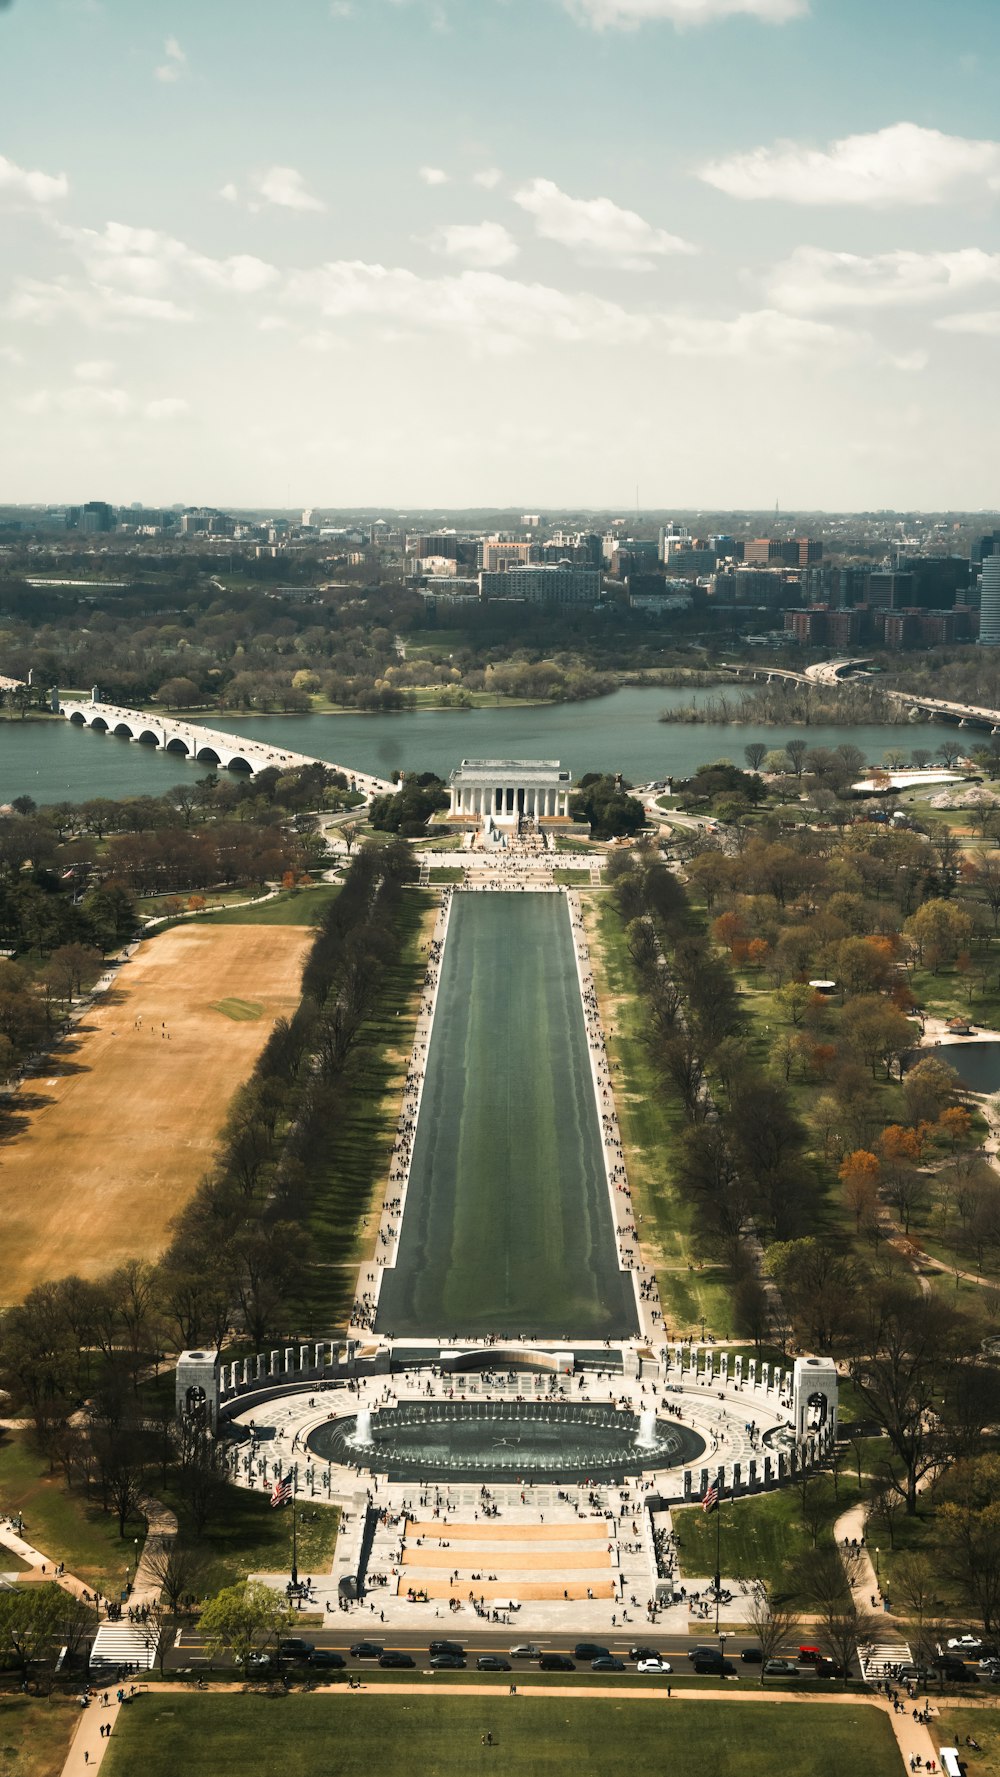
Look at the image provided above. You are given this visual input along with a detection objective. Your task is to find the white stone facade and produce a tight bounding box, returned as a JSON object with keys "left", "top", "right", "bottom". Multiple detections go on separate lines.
{"left": 447, "top": 757, "right": 572, "bottom": 821}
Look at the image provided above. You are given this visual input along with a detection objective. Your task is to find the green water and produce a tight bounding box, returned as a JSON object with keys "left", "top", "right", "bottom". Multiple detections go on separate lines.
{"left": 0, "top": 688, "right": 957, "bottom": 803}
{"left": 377, "top": 893, "right": 636, "bottom": 1339}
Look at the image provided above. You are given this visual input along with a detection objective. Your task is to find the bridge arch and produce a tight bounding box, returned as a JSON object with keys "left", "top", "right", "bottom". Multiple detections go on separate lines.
{"left": 228, "top": 755, "right": 253, "bottom": 774}
{"left": 164, "top": 736, "right": 190, "bottom": 756}
{"left": 194, "top": 745, "right": 222, "bottom": 766}
{"left": 90, "top": 716, "right": 109, "bottom": 732}
{"left": 135, "top": 728, "right": 162, "bottom": 747}
{"left": 68, "top": 710, "right": 86, "bottom": 725}
{"left": 112, "top": 722, "right": 135, "bottom": 740}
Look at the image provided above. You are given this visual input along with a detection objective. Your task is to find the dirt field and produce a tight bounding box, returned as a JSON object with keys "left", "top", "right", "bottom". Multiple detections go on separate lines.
{"left": 0, "top": 923, "right": 311, "bottom": 1303}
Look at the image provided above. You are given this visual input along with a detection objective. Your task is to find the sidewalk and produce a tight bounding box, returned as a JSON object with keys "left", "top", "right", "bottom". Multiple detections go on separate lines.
{"left": 62, "top": 1699, "right": 123, "bottom": 1777}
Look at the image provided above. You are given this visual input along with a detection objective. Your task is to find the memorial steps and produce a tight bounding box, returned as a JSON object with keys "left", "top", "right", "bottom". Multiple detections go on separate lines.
{"left": 395, "top": 1515, "right": 615, "bottom": 1602}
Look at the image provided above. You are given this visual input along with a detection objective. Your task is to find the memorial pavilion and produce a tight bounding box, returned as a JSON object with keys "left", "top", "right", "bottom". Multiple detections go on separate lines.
{"left": 447, "top": 758, "right": 573, "bottom": 823}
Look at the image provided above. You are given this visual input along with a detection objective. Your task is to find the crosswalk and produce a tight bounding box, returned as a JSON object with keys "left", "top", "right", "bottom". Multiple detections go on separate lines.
{"left": 860, "top": 1637, "right": 913, "bottom": 1681}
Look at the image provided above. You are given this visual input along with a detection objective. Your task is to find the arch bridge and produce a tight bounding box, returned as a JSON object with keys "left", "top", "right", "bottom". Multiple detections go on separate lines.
{"left": 60, "top": 700, "right": 398, "bottom": 796}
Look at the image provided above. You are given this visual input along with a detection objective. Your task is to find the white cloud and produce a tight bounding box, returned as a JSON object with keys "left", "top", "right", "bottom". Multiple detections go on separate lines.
{"left": 564, "top": 0, "right": 806, "bottom": 27}
{"left": 254, "top": 166, "right": 325, "bottom": 213}
{"left": 700, "top": 122, "right": 1000, "bottom": 207}
{"left": 0, "top": 345, "right": 23, "bottom": 366}
{"left": 768, "top": 246, "right": 1000, "bottom": 312}
{"left": 0, "top": 153, "right": 68, "bottom": 205}
{"left": 472, "top": 168, "right": 503, "bottom": 189}
{"left": 419, "top": 166, "right": 449, "bottom": 186}
{"left": 283, "top": 257, "right": 856, "bottom": 361}
{"left": 330, "top": 1, "right": 352, "bottom": 13}
{"left": 145, "top": 396, "right": 189, "bottom": 418}
{"left": 154, "top": 35, "right": 186, "bottom": 82}
{"left": 18, "top": 384, "right": 132, "bottom": 417}
{"left": 56, "top": 221, "right": 279, "bottom": 297}
{"left": 219, "top": 182, "right": 239, "bottom": 203}
{"left": 73, "top": 358, "right": 115, "bottom": 381}
{"left": 936, "top": 310, "right": 1000, "bottom": 336}
{"left": 5, "top": 278, "right": 194, "bottom": 327}
{"left": 428, "top": 221, "right": 519, "bottom": 269}
{"left": 513, "top": 177, "right": 696, "bottom": 267}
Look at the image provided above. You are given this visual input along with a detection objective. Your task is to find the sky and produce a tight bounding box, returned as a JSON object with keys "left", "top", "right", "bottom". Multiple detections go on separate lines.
{"left": 1, "top": 0, "right": 999, "bottom": 511}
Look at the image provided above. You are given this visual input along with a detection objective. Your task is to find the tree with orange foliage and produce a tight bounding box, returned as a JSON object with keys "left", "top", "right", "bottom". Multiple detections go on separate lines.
{"left": 937, "top": 1105, "right": 973, "bottom": 1151}
{"left": 747, "top": 938, "right": 770, "bottom": 971}
{"left": 880, "top": 1124, "right": 925, "bottom": 1166}
{"left": 839, "top": 1149, "right": 881, "bottom": 1232}
{"left": 711, "top": 911, "right": 746, "bottom": 955}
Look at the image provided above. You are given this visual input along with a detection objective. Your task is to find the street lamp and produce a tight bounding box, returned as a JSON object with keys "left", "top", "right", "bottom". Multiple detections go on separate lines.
{"left": 133, "top": 1538, "right": 140, "bottom": 1580}
{"left": 874, "top": 1547, "right": 880, "bottom": 1583}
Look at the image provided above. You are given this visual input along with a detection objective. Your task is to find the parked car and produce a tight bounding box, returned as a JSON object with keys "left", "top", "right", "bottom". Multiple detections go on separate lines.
{"left": 688, "top": 1647, "right": 725, "bottom": 1664}
{"left": 629, "top": 1646, "right": 663, "bottom": 1663}
{"left": 637, "top": 1658, "right": 673, "bottom": 1675}
{"left": 350, "top": 1642, "right": 384, "bottom": 1660}
{"left": 574, "top": 1643, "right": 609, "bottom": 1661}
{"left": 510, "top": 1644, "right": 542, "bottom": 1659}
{"left": 429, "top": 1641, "right": 465, "bottom": 1657}
{"left": 693, "top": 1656, "right": 735, "bottom": 1676}
{"left": 477, "top": 1656, "right": 511, "bottom": 1672}
{"left": 279, "top": 1638, "right": 315, "bottom": 1661}
{"left": 379, "top": 1652, "right": 416, "bottom": 1669}
{"left": 429, "top": 1653, "right": 466, "bottom": 1670}
{"left": 740, "top": 1648, "right": 763, "bottom": 1663}
{"left": 947, "top": 1637, "right": 983, "bottom": 1654}
{"left": 592, "top": 1656, "right": 626, "bottom": 1672}
{"left": 764, "top": 1659, "right": 798, "bottom": 1677}
{"left": 538, "top": 1654, "right": 575, "bottom": 1671}
{"left": 310, "top": 1650, "right": 346, "bottom": 1670}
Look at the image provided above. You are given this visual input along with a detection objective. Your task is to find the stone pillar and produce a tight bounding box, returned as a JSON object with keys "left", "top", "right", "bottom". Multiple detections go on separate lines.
{"left": 299, "top": 1344, "right": 309, "bottom": 1372}
{"left": 732, "top": 1461, "right": 741, "bottom": 1496}
{"left": 284, "top": 1347, "right": 294, "bottom": 1374}
{"left": 763, "top": 1454, "right": 773, "bottom": 1487}
{"left": 705, "top": 1351, "right": 714, "bottom": 1381}
{"left": 761, "top": 1363, "right": 770, "bottom": 1391}
{"left": 674, "top": 1345, "right": 684, "bottom": 1372}
{"left": 270, "top": 1349, "right": 280, "bottom": 1376}
{"left": 774, "top": 1368, "right": 783, "bottom": 1396}
{"left": 699, "top": 1468, "right": 709, "bottom": 1499}
{"left": 734, "top": 1356, "right": 743, "bottom": 1386}
{"left": 255, "top": 1354, "right": 265, "bottom": 1382}
{"left": 314, "top": 1342, "right": 324, "bottom": 1371}
{"left": 241, "top": 1358, "right": 251, "bottom": 1386}
{"left": 720, "top": 1353, "right": 729, "bottom": 1383}
{"left": 683, "top": 1470, "right": 692, "bottom": 1500}
{"left": 748, "top": 1458, "right": 757, "bottom": 1490}
{"left": 748, "top": 1359, "right": 756, "bottom": 1387}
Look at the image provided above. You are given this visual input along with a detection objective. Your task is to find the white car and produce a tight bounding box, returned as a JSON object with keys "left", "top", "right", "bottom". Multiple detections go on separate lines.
{"left": 637, "top": 1658, "right": 673, "bottom": 1675}
{"left": 948, "top": 1636, "right": 983, "bottom": 1652}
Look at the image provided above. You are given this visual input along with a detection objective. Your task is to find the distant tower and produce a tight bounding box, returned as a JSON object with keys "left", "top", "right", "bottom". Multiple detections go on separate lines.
{"left": 980, "top": 557, "right": 1000, "bottom": 645}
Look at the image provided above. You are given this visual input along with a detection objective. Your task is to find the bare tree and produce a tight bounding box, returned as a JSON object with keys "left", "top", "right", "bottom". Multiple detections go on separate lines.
{"left": 740, "top": 1577, "right": 801, "bottom": 1683}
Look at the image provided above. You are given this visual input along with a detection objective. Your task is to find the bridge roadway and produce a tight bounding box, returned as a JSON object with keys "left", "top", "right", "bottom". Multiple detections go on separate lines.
{"left": 723, "top": 658, "right": 1000, "bottom": 732}
{"left": 60, "top": 700, "right": 398, "bottom": 796}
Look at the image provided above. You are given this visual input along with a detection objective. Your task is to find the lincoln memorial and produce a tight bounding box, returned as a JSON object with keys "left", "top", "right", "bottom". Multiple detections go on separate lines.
{"left": 447, "top": 758, "right": 573, "bottom": 822}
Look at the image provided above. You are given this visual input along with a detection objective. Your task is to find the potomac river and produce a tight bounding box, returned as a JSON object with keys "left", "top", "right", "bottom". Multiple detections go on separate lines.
{"left": 0, "top": 685, "right": 959, "bottom": 805}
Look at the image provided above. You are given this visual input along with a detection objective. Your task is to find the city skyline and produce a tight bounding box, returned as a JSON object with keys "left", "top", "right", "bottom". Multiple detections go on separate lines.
{"left": 1, "top": 0, "right": 998, "bottom": 508}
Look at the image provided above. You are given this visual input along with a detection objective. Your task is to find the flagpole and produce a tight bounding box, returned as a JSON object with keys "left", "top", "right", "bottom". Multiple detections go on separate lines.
{"left": 714, "top": 1467, "right": 723, "bottom": 1636}
{"left": 291, "top": 1466, "right": 299, "bottom": 1592}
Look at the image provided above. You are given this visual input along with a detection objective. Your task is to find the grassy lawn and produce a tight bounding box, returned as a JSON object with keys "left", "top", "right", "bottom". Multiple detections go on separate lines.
{"left": 934, "top": 1708, "right": 1000, "bottom": 1773}
{"left": 0, "top": 1430, "right": 145, "bottom": 1594}
{"left": 289, "top": 888, "right": 437, "bottom": 1330}
{"left": 0, "top": 1694, "right": 79, "bottom": 1777}
{"left": 581, "top": 891, "right": 733, "bottom": 1338}
{"left": 194, "top": 887, "right": 341, "bottom": 926}
{"left": 427, "top": 867, "right": 465, "bottom": 883}
{"left": 101, "top": 1693, "right": 900, "bottom": 1777}
{"left": 163, "top": 1484, "right": 340, "bottom": 1597}
{"left": 673, "top": 1475, "right": 866, "bottom": 1594}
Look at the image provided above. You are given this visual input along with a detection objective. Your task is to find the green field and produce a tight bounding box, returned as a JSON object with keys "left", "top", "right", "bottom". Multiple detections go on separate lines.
{"left": 194, "top": 887, "right": 340, "bottom": 926}
{"left": 377, "top": 893, "right": 636, "bottom": 1338}
{"left": 101, "top": 1694, "right": 900, "bottom": 1777}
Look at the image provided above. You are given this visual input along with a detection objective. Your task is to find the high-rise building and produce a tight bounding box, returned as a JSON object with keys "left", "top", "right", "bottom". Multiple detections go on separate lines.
{"left": 979, "top": 556, "right": 1000, "bottom": 645}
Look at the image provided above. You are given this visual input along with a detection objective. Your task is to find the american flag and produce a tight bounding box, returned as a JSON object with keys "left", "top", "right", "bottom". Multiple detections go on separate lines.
{"left": 701, "top": 1479, "right": 721, "bottom": 1513}
{"left": 270, "top": 1474, "right": 294, "bottom": 1509}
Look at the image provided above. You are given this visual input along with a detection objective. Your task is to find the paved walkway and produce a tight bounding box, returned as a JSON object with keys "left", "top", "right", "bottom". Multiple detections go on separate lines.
{"left": 62, "top": 1697, "right": 124, "bottom": 1777}
{"left": 0, "top": 1522, "right": 91, "bottom": 1601}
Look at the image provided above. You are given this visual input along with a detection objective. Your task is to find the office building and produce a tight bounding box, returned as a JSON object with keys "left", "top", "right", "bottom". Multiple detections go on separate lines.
{"left": 478, "top": 564, "right": 602, "bottom": 605}
{"left": 979, "top": 557, "right": 1000, "bottom": 645}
